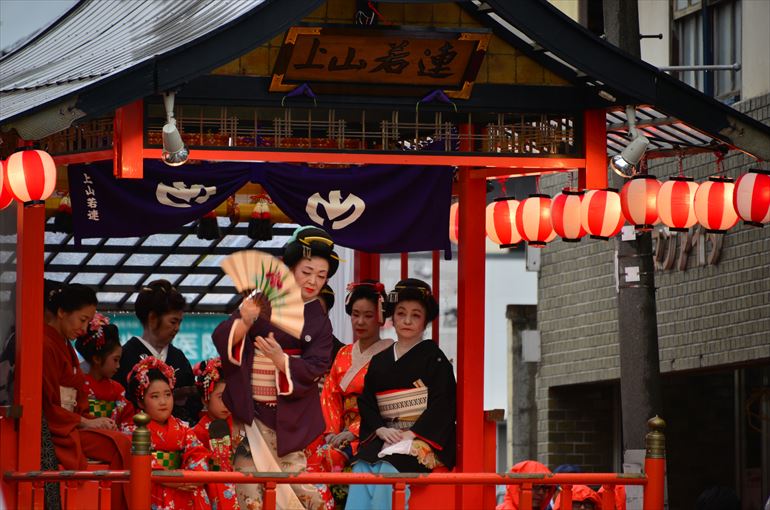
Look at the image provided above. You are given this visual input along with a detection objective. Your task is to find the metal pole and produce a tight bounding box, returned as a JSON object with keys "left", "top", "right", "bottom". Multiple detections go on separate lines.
{"left": 603, "top": 0, "right": 664, "bottom": 458}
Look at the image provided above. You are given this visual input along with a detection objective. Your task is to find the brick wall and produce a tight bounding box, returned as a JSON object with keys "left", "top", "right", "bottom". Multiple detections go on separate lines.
{"left": 535, "top": 93, "right": 770, "bottom": 463}
{"left": 541, "top": 382, "right": 617, "bottom": 472}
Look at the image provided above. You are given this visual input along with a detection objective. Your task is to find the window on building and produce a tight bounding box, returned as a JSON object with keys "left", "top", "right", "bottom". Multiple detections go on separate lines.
{"left": 672, "top": 0, "right": 741, "bottom": 102}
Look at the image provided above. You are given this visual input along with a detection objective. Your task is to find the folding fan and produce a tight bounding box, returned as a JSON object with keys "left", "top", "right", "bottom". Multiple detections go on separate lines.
{"left": 220, "top": 250, "right": 305, "bottom": 338}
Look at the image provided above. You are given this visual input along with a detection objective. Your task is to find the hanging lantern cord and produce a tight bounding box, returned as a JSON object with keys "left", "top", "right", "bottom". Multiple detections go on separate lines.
{"left": 535, "top": 175, "right": 541, "bottom": 195}
{"left": 677, "top": 151, "right": 685, "bottom": 177}
{"left": 496, "top": 177, "right": 508, "bottom": 197}
{"left": 714, "top": 150, "right": 726, "bottom": 176}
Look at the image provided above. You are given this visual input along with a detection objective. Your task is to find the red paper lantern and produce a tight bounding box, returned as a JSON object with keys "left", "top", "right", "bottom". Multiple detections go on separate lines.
{"left": 4, "top": 149, "right": 57, "bottom": 205}
{"left": 449, "top": 201, "right": 459, "bottom": 244}
{"left": 0, "top": 161, "right": 15, "bottom": 210}
{"left": 694, "top": 176, "right": 738, "bottom": 233}
{"left": 580, "top": 188, "right": 625, "bottom": 240}
{"left": 515, "top": 194, "right": 556, "bottom": 247}
{"left": 733, "top": 169, "right": 770, "bottom": 227}
{"left": 550, "top": 188, "right": 586, "bottom": 242}
{"left": 486, "top": 197, "right": 521, "bottom": 247}
{"left": 620, "top": 174, "right": 661, "bottom": 230}
{"left": 657, "top": 176, "right": 698, "bottom": 231}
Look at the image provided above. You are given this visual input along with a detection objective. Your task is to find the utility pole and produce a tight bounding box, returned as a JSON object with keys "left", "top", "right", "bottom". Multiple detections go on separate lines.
{"left": 603, "top": 0, "right": 664, "bottom": 455}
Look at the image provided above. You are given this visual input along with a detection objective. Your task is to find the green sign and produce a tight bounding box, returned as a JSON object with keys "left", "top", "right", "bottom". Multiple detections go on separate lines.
{"left": 106, "top": 313, "right": 228, "bottom": 366}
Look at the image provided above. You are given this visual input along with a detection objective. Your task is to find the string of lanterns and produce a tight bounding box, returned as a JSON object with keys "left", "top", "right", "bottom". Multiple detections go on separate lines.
{"left": 449, "top": 168, "right": 770, "bottom": 247}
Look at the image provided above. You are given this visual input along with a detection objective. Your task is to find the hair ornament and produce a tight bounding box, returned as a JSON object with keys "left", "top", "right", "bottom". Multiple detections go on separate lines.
{"left": 127, "top": 355, "right": 177, "bottom": 402}
{"left": 345, "top": 281, "right": 387, "bottom": 324}
{"left": 194, "top": 357, "right": 223, "bottom": 402}
{"left": 81, "top": 312, "right": 110, "bottom": 349}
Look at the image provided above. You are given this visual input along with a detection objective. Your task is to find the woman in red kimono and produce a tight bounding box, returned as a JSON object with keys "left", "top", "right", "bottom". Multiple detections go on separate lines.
{"left": 124, "top": 356, "right": 213, "bottom": 510}
{"left": 310, "top": 281, "right": 393, "bottom": 474}
{"left": 74, "top": 313, "right": 134, "bottom": 426}
{"left": 42, "top": 284, "right": 132, "bottom": 510}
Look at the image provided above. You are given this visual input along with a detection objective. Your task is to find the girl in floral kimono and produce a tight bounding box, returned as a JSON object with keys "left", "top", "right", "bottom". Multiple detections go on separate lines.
{"left": 346, "top": 279, "right": 457, "bottom": 510}
{"left": 74, "top": 313, "right": 134, "bottom": 426}
{"left": 124, "top": 356, "right": 213, "bottom": 510}
{"left": 312, "top": 281, "right": 393, "bottom": 473}
{"left": 192, "top": 357, "right": 240, "bottom": 509}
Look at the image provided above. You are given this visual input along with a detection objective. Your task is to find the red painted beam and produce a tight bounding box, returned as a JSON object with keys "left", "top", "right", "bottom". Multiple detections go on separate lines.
{"left": 580, "top": 109, "right": 608, "bottom": 190}
{"left": 52, "top": 150, "right": 113, "bottom": 166}
{"left": 113, "top": 100, "right": 144, "bottom": 179}
{"left": 455, "top": 165, "right": 486, "bottom": 507}
{"left": 14, "top": 202, "right": 46, "bottom": 508}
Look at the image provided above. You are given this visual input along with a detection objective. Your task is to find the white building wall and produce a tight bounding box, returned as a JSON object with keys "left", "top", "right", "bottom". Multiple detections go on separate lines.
{"left": 741, "top": 0, "right": 770, "bottom": 99}
{"left": 638, "top": 0, "right": 671, "bottom": 67}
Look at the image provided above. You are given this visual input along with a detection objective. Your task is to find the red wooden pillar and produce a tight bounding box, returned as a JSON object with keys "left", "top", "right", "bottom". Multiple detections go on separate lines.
{"left": 578, "top": 109, "right": 608, "bottom": 190}
{"left": 14, "top": 201, "right": 45, "bottom": 508}
{"left": 353, "top": 252, "right": 380, "bottom": 282}
{"left": 113, "top": 99, "right": 144, "bottom": 179}
{"left": 400, "top": 252, "right": 408, "bottom": 280}
{"left": 455, "top": 164, "right": 486, "bottom": 507}
{"left": 431, "top": 250, "right": 440, "bottom": 342}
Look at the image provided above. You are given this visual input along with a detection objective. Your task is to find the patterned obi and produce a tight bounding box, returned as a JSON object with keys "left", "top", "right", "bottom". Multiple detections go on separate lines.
{"left": 153, "top": 450, "right": 182, "bottom": 470}
{"left": 342, "top": 395, "right": 360, "bottom": 429}
{"left": 88, "top": 398, "right": 116, "bottom": 418}
{"left": 251, "top": 348, "right": 301, "bottom": 405}
{"left": 375, "top": 386, "right": 428, "bottom": 431}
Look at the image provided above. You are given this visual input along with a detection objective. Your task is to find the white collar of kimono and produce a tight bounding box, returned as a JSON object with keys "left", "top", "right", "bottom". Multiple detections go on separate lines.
{"left": 393, "top": 338, "right": 427, "bottom": 361}
{"left": 137, "top": 336, "right": 168, "bottom": 362}
{"left": 339, "top": 338, "right": 394, "bottom": 392}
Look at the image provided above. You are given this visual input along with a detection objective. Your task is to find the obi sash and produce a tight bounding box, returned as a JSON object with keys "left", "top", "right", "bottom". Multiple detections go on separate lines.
{"left": 88, "top": 398, "right": 116, "bottom": 418}
{"left": 375, "top": 386, "right": 428, "bottom": 431}
{"left": 153, "top": 450, "right": 182, "bottom": 470}
{"left": 251, "top": 348, "right": 301, "bottom": 405}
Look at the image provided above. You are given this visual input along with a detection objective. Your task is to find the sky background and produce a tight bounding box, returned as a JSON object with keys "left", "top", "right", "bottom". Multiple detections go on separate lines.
{"left": 0, "top": 0, "right": 77, "bottom": 51}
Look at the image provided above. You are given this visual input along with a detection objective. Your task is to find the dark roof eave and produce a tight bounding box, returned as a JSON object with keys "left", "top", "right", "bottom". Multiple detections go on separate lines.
{"left": 1, "top": 0, "right": 325, "bottom": 126}
{"left": 479, "top": 0, "right": 770, "bottom": 160}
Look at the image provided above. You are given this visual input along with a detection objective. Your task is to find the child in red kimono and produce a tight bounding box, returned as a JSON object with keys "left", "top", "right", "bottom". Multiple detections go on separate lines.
{"left": 124, "top": 356, "right": 213, "bottom": 510}
{"left": 74, "top": 313, "right": 134, "bottom": 426}
{"left": 193, "top": 357, "right": 240, "bottom": 509}
{"left": 43, "top": 284, "right": 132, "bottom": 510}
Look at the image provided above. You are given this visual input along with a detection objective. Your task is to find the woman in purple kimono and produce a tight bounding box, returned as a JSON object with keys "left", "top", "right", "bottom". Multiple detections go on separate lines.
{"left": 213, "top": 226, "right": 339, "bottom": 510}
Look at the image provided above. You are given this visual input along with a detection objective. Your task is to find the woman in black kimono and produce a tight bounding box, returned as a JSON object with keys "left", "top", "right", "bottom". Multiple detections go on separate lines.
{"left": 346, "top": 278, "right": 456, "bottom": 510}
{"left": 114, "top": 279, "right": 201, "bottom": 424}
{"left": 213, "top": 226, "right": 339, "bottom": 510}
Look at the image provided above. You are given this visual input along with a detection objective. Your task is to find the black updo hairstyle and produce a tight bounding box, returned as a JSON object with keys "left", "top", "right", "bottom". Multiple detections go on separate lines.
{"left": 388, "top": 278, "right": 439, "bottom": 323}
{"left": 345, "top": 280, "right": 391, "bottom": 319}
{"left": 127, "top": 368, "right": 171, "bottom": 408}
{"left": 319, "top": 285, "right": 335, "bottom": 312}
{"left": 74, "top": 323, "right": 121, "bottom": 365}
{"left": 45, "top": 283, "right": 97, "bottom": 315}
{"left": 134, "top": 279, "right": 186, "bottom": 326}
{"left": 283, "top": 226, "right": 340, "bottom": 277}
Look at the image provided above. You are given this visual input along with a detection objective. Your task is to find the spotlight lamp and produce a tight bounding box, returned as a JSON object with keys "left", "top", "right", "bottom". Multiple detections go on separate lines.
{"left": 610, "top": 105, "right": 649, "bottom": 178}
{"left": 161, "top": 91, "right": 189, "bottom": 167}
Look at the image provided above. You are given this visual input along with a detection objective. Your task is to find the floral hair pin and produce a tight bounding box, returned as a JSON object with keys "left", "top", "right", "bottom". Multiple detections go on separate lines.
{"left": 127, "top": 356, "right": 177, "bottom": 402}
{"left": 82, "top": 312, "right": 110, "bottom": 349}
{"left": 194, "top": 357, "right": 223, "bottom": 402}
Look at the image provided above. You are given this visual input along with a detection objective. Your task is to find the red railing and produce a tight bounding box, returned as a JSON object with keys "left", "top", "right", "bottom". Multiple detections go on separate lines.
{"left": 4, "top": 416, "right": 667, "bottom": 510}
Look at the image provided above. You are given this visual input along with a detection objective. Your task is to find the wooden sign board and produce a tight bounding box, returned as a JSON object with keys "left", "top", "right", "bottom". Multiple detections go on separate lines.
{"left": 271, "top": 27, "right": 490, "bottom": 99}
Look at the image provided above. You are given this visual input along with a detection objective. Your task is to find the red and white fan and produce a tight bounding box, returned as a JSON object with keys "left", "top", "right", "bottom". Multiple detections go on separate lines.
{"left": 220, "top": 250, "right": 305, "bottom": 338}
